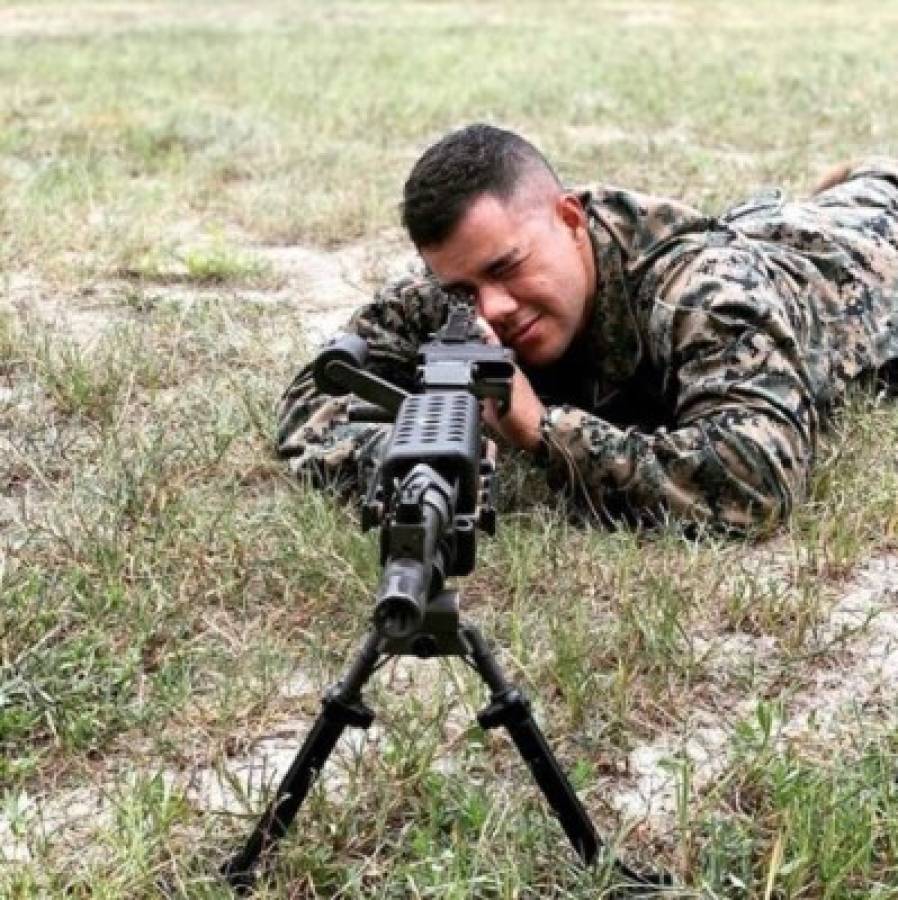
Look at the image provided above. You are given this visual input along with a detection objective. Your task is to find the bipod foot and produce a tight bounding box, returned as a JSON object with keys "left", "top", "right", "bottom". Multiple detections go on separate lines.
{"left": 220, "top": 859, "right": 257, "bottom": 896}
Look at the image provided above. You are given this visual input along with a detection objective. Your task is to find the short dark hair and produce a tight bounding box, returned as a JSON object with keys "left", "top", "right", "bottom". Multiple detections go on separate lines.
{"left": 401, "top": 124, "right": 560, "bottom": 247}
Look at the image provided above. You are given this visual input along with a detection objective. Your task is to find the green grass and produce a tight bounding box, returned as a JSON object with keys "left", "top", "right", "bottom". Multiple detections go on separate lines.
{"left": 692, "top": 710, "right": 898, "bottom": 897}
{"left": 2, "top": 1, "right": 896, "bottom": 280}
{"left": 2, "top": 0, "right": 898, "bottom": 896}
{"left": 120, "top": 238, "right": 273, "bottom": 286}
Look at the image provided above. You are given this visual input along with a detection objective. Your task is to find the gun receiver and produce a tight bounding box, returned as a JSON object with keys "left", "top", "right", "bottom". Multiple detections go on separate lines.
{"left": 416, "top": 302, "right": 516, "bottom": 413}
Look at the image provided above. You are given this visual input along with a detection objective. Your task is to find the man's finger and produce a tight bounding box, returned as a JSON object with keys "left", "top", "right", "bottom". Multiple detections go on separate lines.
{"left": 474, "top": 315, "right": 501, "bottom": 346}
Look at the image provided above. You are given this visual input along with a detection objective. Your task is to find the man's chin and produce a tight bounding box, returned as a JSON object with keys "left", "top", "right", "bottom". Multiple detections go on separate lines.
{"left": 509, "top": 320, "right": 560, "bottom": 367}
{"left": 515, "top": 341, "right": 564, "bottom": 368}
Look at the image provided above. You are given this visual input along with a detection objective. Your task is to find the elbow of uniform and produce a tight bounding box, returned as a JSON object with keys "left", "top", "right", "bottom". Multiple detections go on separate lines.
{"left": 704, "top": 417, "right": 811, "bottom": 531}
{"left": 274, "top": 405, "right": 293, "bottom": 458}
{"left": 721, "top": 461, "right": 806, "bottom": 533}
{"left": 730, "top": 490, "right": 789, "bottom": 533}
{"left": 275, "top": 367, "right": 318, "bottom": 457}
{"left": 275, "top": 404, "right": 309, "bottom": 460}
{"left": 275, "top": 430, "right": 291, "bottom": 460}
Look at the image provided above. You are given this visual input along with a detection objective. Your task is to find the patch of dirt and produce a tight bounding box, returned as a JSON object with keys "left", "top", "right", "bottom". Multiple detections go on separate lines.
{"left": 0, "top": 482, "right": 50, "bottom": 553}
{"left": 249, "top": 232, "right": 417, "bottom": 346}
{"left": 176, "top": 655, "right": 474, "bottom": 816}
{"left": 3, "top": 230, "right": 417, "bottom": 356}
{"left": 783, "top": 555, "right": 898, "bottom": 746}
{"left": 3, "top": 271, "right": 130, "bottom": 347}
{"left": 177, "top": 719, "right": 380, "bottom": 820}
{"left": 609, "top": 711, "right": 729, "bottom": 823}
{"left": 119, "top": 232, "right": 417, "bottom": 355}
{"left": 603, "top": 552, "right": 898, "bottom": 836}
{"left": 0, "top": 784, "right": 102, "bottom": 864}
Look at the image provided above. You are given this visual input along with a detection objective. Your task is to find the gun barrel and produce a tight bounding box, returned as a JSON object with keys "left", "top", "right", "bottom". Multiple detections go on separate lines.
{"left": 374, "top": 466, "right": 452, "bottom": 639}
{"left": 374, "top": 558, "right": 429, "bottom": 639}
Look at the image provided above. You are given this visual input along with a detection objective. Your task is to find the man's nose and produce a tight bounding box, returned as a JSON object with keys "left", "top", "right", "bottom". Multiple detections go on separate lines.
{"left": 478, "top": 283, "right": 517, "bottom": 326}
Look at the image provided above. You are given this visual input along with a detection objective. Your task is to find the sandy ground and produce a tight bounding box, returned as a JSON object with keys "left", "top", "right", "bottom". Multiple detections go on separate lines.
{"left": 1, "top": 232, "right": 416, "bottom": 351}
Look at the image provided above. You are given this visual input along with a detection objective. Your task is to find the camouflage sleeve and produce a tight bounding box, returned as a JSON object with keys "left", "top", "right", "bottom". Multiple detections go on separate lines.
{"left": 539, "top": 245, "right": 817, "bottom": 530}
{"left": 812, "top": 156, "right": 898, "bottom": 207}
{"left": 276, "top": 273, "right": 450, "bottom": 490}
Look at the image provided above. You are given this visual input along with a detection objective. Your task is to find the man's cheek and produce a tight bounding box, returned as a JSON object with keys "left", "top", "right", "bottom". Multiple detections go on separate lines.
{"left": 506, "top": 272, "right": 546, "bottom": 306}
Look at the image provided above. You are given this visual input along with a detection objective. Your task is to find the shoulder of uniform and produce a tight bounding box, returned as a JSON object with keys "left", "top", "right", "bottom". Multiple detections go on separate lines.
{"left": 374, "top": 262, "right": 433, "bottom": 300}
{"left": 578, "top": 183, "right": 709, "bottom": 261}
{"left": 360, "top": 267, "right": 451, "bottom": 337}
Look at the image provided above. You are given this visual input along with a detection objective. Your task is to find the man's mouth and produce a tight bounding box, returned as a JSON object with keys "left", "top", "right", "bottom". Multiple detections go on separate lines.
{"left": 506, "top": 316, "right": 540, "bottom": 346}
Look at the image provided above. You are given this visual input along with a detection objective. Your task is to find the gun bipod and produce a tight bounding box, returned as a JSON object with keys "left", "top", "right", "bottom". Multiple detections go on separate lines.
{"left": 221, "top": 590, "right": 669, "bottom": 894}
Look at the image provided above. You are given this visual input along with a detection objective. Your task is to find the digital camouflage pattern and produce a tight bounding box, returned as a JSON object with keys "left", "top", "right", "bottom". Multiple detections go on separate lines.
{"left": 277, "top": 158, "right": 898, "bottom": 529}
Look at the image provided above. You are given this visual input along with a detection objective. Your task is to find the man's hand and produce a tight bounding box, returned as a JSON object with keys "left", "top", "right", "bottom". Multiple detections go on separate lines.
{"left": 476, "top": 317, "right": 546, "bottom": 452}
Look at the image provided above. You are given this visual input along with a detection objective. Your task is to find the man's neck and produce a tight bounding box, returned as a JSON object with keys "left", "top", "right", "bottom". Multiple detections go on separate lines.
{"left": 578, "top": 226, "right": 599, "bottom": 333}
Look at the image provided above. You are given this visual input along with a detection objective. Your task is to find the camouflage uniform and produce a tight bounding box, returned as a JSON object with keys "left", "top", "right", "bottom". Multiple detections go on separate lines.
{"left": 278, "top": 159, "right": 898, "bottom": 529}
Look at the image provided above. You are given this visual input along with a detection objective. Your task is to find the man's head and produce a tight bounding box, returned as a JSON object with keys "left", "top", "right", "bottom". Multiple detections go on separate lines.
{"left": 402, "top": 124, "right": 596, "bottom": 367}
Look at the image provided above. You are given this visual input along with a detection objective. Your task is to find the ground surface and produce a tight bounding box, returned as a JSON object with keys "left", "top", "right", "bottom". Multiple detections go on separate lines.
{"left": 2, "top": 1, "right": 898, "bottom": 897}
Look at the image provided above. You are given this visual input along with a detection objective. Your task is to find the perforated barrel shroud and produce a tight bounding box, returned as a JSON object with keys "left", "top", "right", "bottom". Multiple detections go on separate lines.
{"left": 379, "top": 391, "right": 480, "bottom": 515}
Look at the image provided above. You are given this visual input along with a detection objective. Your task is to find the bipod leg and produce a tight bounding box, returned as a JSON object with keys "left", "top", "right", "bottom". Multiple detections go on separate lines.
{"left": 465, "top": 625, "right": 668, "bottom": 889}
{"left": 221, "top": 630, "right": 382, "bottom": 893}
{"left": 464, "top": 624, "right": 599, "bottom": 864}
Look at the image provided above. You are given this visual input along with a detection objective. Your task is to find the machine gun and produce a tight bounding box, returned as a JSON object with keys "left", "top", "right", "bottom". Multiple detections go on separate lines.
{"left": 222, "top": 302, "right": 664, "bottom": 892}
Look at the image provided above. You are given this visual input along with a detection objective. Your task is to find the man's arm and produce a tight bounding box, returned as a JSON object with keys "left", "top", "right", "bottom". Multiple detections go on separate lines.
{"left": 537, "top": 247, "right": 817, "bottom": 530}
{"left": 277, "top": 273, "right": 450, "bottom": 489}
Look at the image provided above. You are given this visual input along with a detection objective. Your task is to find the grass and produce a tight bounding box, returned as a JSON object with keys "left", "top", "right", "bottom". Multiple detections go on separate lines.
{"left": 692, "top": 710, "right": 898, "bottom": 897}
{"left": 120, "top": 238, "right": 273, "bottom": 286}
{"left": 2, "top": 0, "right": 898, "bottom": 896}
{"left": 2, "top": 1, "right": 896, "bottom": 280}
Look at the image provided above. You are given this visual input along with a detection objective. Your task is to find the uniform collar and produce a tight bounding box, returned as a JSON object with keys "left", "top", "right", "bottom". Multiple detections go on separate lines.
{"left": 577, "top": 190, "right": 644, "bottom": 396}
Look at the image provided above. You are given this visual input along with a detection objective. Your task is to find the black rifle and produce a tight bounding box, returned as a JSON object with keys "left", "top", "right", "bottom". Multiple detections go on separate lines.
{"left": 222, "top": 302, "right": 666, "bottom": 893}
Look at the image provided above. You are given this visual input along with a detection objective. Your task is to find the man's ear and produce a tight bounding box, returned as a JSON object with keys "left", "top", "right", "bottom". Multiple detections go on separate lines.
{"left": 556, "top": 193, "right": 588, "bottom": 241}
